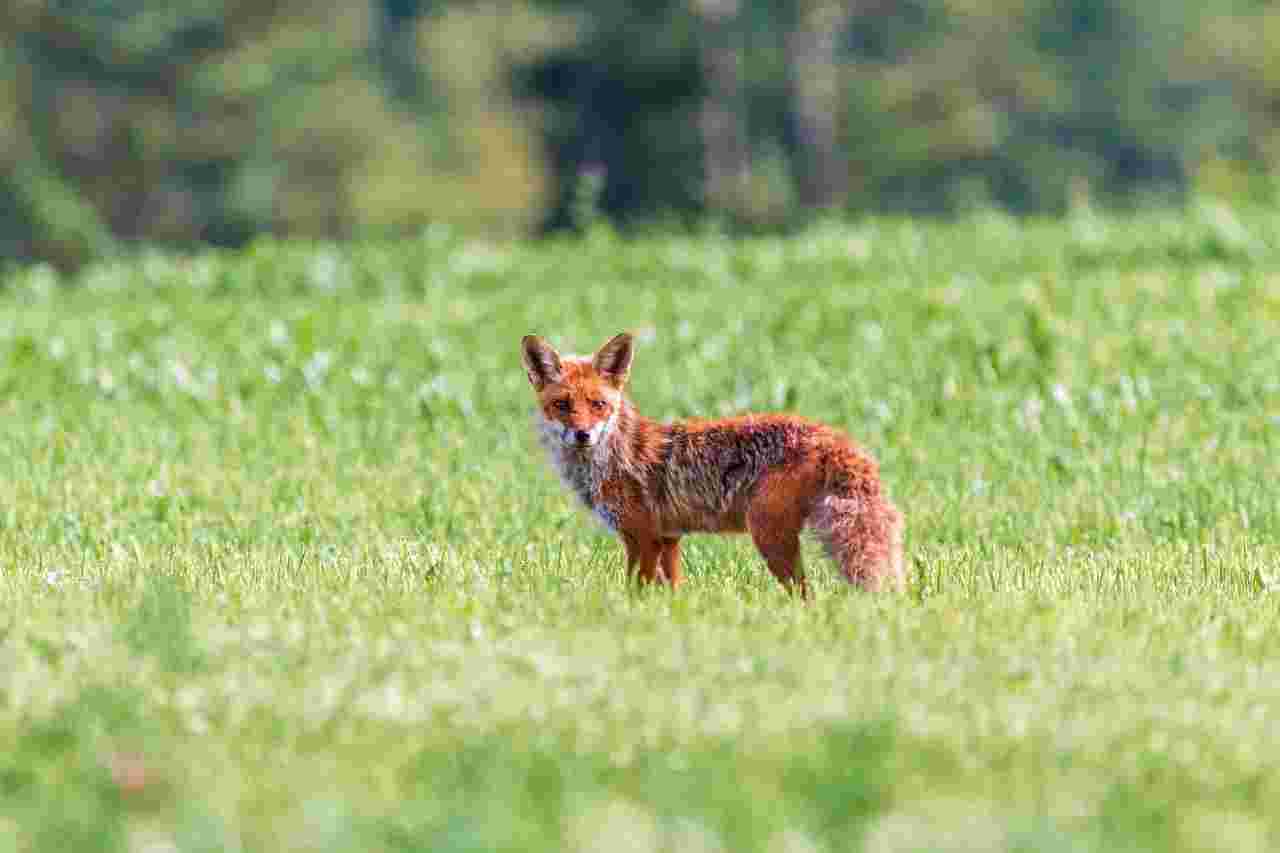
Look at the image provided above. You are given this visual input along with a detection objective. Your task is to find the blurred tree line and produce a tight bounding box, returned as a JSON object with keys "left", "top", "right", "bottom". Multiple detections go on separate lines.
{"left": 2, "top": 0, "right": 1278, "bottom": 267}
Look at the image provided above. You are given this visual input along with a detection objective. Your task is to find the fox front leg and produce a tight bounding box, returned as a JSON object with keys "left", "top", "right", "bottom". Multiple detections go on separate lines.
{"left": 659, "top": 537, "right": 683, "bottom": 587}
{"left": 621, "top": 532, "right": 664, "bottom": 586}
{"left": 621, "top": 534, "right": 640, "bottom": 582}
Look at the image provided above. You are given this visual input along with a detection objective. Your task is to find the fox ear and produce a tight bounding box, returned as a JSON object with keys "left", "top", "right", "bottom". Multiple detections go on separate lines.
{"left": 522, "top": 335, "right": 563, "bottom": 390}
{"left": 592, "top": 333, "right": 634, "bottom": 388}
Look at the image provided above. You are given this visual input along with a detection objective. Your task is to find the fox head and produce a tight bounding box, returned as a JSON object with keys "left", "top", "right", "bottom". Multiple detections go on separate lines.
{"left": 522, "top": 333, "right": 634, "bottom": 450}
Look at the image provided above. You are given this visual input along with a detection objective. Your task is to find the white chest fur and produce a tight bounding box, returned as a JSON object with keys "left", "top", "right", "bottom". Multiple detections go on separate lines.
{"left": 538, "top": 424, "right": 620, "bottom": 531}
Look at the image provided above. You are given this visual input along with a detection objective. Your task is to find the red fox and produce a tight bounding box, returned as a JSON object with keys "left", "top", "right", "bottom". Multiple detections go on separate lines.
{"left": 522, "top": 333, "right": 905, "bottom": 595}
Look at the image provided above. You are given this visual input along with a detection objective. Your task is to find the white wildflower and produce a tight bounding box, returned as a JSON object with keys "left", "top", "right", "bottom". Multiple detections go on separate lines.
{"left": 169, "top": 359, "right": 195, "bottom": 393}
{"left": 861, "top": 321, "right": 884, "bottom": 348}
{"left": 308, "top": 249, "right": 343, "bottom": 291}
{"left": 269, "top": 320, "right": 290, "bottom": 348}
{"left": 1021, "top": 395, "right": 1044, "bottom": 430}
{"left": 303, "top": 351, "right": 333, "bottom": 388}
{"left": 1088, "top": 387, "right": 1106, "bottom": 413}
{"left": 1119, "top": 376, "right": 1138, "bottom": 413}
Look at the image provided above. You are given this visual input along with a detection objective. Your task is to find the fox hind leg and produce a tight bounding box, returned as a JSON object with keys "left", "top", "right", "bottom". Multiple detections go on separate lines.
{"left": 749, "top": 524, "right": 808, "bottom": 598}
{"left": 746, "top": 472, "right": 811, "bottom": 598}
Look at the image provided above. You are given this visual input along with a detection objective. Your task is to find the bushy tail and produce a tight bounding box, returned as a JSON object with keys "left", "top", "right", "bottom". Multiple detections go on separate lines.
{"left": 808, "top": 489, "right": 905, "bottom": 592}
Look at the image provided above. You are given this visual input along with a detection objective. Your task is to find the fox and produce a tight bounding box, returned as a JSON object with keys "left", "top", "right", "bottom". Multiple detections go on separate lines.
{"left": 521, "top": 333, "right": 905, "bottom": 596}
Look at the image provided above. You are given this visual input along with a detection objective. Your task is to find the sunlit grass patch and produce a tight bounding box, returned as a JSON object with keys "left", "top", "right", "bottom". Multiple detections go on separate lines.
{"left": 1, "top": 206, "right": 1279, "bottom": 850}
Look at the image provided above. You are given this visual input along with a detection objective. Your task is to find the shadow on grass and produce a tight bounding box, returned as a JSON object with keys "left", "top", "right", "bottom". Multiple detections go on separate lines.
{"left": 361, "top": 718, "right": 897, "bottom": 852}
{"left": 123, "top": 573, "right": 205, "bottom": 674}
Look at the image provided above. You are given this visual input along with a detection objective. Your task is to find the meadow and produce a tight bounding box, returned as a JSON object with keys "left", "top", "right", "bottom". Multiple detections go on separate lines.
{"left": 1, "top": 205, "right": 1279, "bottom": 852}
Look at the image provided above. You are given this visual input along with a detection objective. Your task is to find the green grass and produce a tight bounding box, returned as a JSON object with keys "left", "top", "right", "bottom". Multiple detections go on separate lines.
{"left": 2, "top": 202, "right": 1280, "bottom": 851}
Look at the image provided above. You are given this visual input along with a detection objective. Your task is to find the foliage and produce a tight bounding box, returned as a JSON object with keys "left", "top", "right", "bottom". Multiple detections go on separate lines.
{"left": 2, "top": 208, "right": 1280, "bottom": 849}
{"left": 1, "top": 0, "right": 555, "bottom": 267}
{"left": 6, "top": 0, "right": 1280, "bottom": 264}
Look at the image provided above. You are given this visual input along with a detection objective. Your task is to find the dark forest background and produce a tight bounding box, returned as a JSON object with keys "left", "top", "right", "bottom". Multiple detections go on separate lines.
{"left": 3, "top": 0, "right": 1278, "bottom": 267}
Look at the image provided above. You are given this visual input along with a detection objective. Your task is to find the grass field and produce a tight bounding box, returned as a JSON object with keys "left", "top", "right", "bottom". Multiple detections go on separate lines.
{"left": 2, "top": 204, "right": 1280, "bottom": 852}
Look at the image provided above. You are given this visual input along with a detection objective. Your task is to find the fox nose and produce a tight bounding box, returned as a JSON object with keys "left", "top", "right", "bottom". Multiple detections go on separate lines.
{"left": 574, "top": 429, "right": 591, "bottom": 445}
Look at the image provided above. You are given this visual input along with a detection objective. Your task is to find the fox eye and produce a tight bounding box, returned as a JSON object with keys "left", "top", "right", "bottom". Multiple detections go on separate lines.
{"left": 553, "top": 399, "right": 572, "bottom": 413}
{"left": 589, "top": 399, "right": 607, "bottom": 411}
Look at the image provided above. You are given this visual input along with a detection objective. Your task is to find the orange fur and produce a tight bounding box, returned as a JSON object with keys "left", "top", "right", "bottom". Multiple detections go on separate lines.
{"left": 522, "top": 333, "right": 905, "bottom": 595}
